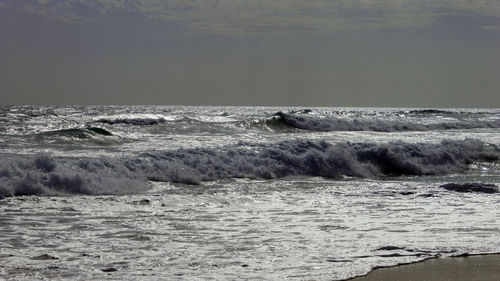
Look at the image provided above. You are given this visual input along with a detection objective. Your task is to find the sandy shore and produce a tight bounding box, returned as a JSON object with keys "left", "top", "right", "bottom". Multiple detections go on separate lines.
{"left": 346, "top": 254, "right": 500, "bottom": 281}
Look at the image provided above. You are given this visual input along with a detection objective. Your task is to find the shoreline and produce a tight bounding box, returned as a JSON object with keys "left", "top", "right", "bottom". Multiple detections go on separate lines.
{"left": 345, "top": 253, "right": 500, "bottom": 281}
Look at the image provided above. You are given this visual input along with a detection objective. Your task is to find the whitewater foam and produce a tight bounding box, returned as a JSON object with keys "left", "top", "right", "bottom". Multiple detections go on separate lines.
{"left": 0, "top": 139, "right": 497, "bottom": 199}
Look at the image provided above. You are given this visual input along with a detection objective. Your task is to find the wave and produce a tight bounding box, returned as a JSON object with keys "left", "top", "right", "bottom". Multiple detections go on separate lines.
{"left": 0, "top": 155, "right": 148, "bottom": 199}
{"left": 271, "top": 112, "right": 500, "bottom": 132}
{"left": 407, "top": 109, "right": 455, "bottom": 115}
{"left": 33, "top": 127, "right": 117, "bottom": 145}
{"left": 95, "top": 117, "right": 166, "bottom": 125}
{"left": 242, "top": 116, "right": 300, "bottom": 132}
{"left": 38, "top": 127, "right": 113, "bottom": 138}
{"left": 440, "top": 183, "right": 498, "bottom": 194}
{"left": 1, "top": 139, "right": 498, "bottom": 199}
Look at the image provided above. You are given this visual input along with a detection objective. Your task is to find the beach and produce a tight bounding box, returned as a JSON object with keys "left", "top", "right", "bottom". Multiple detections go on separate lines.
{"left": 348, "top": 254, "right": 500, "bottom": 281}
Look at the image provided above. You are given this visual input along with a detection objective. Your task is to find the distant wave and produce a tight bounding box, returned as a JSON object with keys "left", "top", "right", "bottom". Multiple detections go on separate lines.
{"left": 407, "top": 109, "right": 454, "bottom": 115}
{"left": 89, "top": 111, "right": 500, "bottom": 132}
{"left": 270, "top": 112, "right": 500, "bottom": 132}
{"left": 27, "top": 111, "right": 59, "bottom": 118}
{"left": 95, "top": 117, "right": 166, "bottom": 125}
{"left": 38, "top": 127, "right": 113, "bottom": 138}
{"left": 33, "top": 127, "right": 117, "bottom": 145}
{"left": 1, "top": 139, "right": 498, "bottom": 199}
{"left": 242, "top": 116, "right": 300, "bottom": 132}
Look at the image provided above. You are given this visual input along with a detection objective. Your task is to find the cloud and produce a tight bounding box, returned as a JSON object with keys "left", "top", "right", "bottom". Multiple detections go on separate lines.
{"left": 3, "top": 0, "right": 500, "bottom": 35}
{"left": 482, "top": 24, "right": 500, "bottom": 30}
{"left": 21, "top": 2, "right": 98, "bottom": 23}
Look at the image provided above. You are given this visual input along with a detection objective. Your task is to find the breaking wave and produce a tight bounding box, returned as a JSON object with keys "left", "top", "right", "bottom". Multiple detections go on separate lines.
{"left": 0, "top": 155, "right": 147, "bottom": 199}
{"left": 1, "top": 139, "right": 498, "bottom": 199}
{"left": 270, "top": 112, "right": 500, "bottom": 132}
{"left": 242, "top": 116, "right": 299, "bottom": 132}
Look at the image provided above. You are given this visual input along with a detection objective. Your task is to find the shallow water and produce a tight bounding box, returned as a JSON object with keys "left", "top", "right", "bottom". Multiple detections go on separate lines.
{"left": 0, "top": 106, "right": 499, "bottom": 280}
{"left": 2, "top": 178, "right": 500, "bottom": 280}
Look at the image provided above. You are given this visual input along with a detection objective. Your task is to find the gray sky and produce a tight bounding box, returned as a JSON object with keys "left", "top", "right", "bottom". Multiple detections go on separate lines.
{"left": 1, "top": 0, "right": 500, "bottom": 107}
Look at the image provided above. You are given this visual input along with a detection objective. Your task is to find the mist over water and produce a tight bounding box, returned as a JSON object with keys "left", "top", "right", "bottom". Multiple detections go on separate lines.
{"left": 0, "top": 106, "right": 499, "bottom": 280}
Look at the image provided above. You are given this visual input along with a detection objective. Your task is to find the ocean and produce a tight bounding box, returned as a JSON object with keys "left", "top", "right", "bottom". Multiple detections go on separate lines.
{"left": 0, "top": 105, "right": 499, "bottom": 280}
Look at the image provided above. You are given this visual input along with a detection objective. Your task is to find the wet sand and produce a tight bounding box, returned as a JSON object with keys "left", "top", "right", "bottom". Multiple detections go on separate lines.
{"left": 347, "top": 254, "right": 500, "bottom": 281}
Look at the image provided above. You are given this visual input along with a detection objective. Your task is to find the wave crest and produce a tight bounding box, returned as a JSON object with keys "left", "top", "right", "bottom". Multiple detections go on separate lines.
{"left": 272, "top": 112, "right": 500, "bottom": 132}
{"left": 95, "top": 117, "right": 166, "bottom": 125}
{"left": 33, "top": 127, "right": 116, "bottom": 145}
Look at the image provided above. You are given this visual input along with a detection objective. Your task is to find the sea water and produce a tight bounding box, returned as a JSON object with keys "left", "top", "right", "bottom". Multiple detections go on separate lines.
{"left": 0, "top": 106, "right": 499, "bottom": 280}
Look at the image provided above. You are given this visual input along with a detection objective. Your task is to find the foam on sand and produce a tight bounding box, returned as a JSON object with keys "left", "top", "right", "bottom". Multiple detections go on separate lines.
{"left": 347, "top": 253, "right": 500, "bottom": 281}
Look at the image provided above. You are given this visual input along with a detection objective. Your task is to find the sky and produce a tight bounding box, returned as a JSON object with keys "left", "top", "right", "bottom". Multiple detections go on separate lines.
{"left": 0, "top": 0, "right": 500, "bottom": 107}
